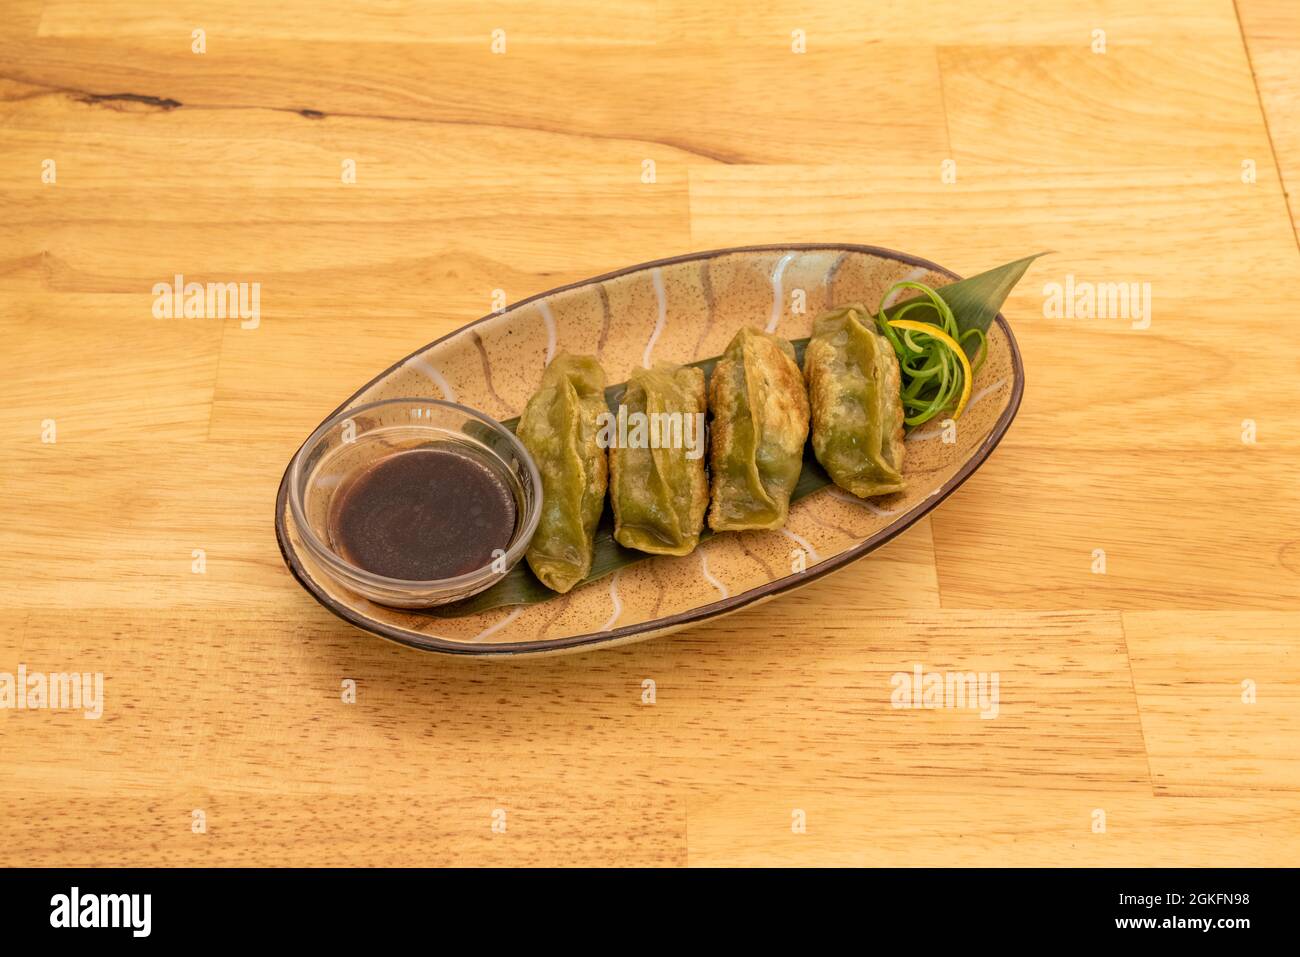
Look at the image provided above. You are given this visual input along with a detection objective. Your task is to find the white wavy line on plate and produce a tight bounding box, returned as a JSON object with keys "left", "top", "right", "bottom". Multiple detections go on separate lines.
{"left": 538, "top": 300, "right": 557, "bottom": 365}
{"left": 642, "top": 267, "right": 667, "bottom": 368}
{"left": 699, "top": 550, "right": 728, "bottom": 599}
{"left": 765, "top": 252, "right": 796, "bottom": 333}
{"left": 405, "top": 356, "right": 458, "bottom": 402}
{"left": 780, "top": 528, "right": 821, "bottom": 563}
{"left": 601, "top": 569, "right": 624, "bottom": 631}
{"left": 881, "top": 266, "right": 930, "bottom": 308}
{"left": 966, "top": 376, "right": 1007, "bottom": 411}
{"left": 905, "top": 377, "right": 1009, "bottom": 443}
{"left": 471, "top": 606, "right": 523, "bottom": 642}
{"left": 827, "top": 486, "right": 906, "bottom": 517}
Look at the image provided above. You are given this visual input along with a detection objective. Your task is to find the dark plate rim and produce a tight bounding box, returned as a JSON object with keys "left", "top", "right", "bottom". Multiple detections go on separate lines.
{"left": 274, "top": 243, "right": 1025, "bottom": 656}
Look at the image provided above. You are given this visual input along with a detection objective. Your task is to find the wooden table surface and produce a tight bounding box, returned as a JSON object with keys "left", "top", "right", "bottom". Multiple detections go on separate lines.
{"left": 2, "top": 0, "right": 1297, "bottom": 867}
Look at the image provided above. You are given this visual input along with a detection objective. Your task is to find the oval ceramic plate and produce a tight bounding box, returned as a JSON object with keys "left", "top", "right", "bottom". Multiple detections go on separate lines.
{"left": 276, "top": 245, "right": 1023, "bottom": 657}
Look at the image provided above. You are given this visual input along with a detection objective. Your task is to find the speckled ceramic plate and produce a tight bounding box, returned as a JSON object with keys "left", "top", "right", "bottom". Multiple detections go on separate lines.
{"left": 276, "top": 245, "right": 1023, "bottom": 657}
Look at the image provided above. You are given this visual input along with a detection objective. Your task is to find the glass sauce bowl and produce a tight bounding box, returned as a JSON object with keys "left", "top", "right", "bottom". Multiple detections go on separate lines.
{"left": 287, "top": 399, "right": 541, "bottom": 608}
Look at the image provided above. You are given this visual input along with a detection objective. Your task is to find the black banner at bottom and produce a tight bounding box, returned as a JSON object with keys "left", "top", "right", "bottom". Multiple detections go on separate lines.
{"left": 0, "top": 867, "right": 1282, "bottom": 942}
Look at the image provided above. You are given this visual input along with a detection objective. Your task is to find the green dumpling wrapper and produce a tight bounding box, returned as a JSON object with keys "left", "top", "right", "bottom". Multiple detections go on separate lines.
{"left": 708, "top": 327, "right": 810, "bottom": 531}
{"left": 803, "top": 304, "right": 906, "bottom": 498}
{"left": 516, "top": 353, "right": 609, "bottom": 593}
{"left": 610, "top": 363, "right": 708, "bottom": 556}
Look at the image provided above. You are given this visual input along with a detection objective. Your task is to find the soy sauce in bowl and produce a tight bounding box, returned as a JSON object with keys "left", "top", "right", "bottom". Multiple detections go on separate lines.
{"left": 328, "top": 447, "right": 517, "bottom": 582}
{"left": 287, "top": 398, "right": 541, "bottom": 608}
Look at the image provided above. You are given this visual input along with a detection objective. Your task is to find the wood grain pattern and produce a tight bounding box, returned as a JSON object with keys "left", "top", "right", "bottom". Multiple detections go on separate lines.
{"left": 1, "top": 0, "right": 1297, "bottom": 865}
{"left": 1238, "top": 0, "right": 1300, "bottom": 242}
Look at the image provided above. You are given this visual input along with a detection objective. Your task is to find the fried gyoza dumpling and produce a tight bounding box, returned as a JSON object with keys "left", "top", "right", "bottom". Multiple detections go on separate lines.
{"left": 707, "top": 327, "right": 810, "bottom": 531}
{"left": 803, "top": 305, "right": 906, "bottom": 498}
{"left": 609, "top": 363, "right": 708, "bottom": 556}
{"left": 515, "top": 353, "right": 609, "bottom": 593}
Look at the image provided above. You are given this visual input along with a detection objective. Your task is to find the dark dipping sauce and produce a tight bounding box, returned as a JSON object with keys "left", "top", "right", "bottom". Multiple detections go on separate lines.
{"left": 329, "top": 447, "right": 516, "bottom": 581}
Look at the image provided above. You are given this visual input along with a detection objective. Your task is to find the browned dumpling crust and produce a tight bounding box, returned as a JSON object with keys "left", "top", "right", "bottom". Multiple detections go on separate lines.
{"left": 609, "top": 363, "right": 708, "bottom": 556}
{"left": 804, "top": 305, "right": 906, "bottom": 498}
{"left": 707, "top": 327, "right": 809, "bottom": 532}
{"left": 515, "top": 354, "right": 609, "bottom": 592}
